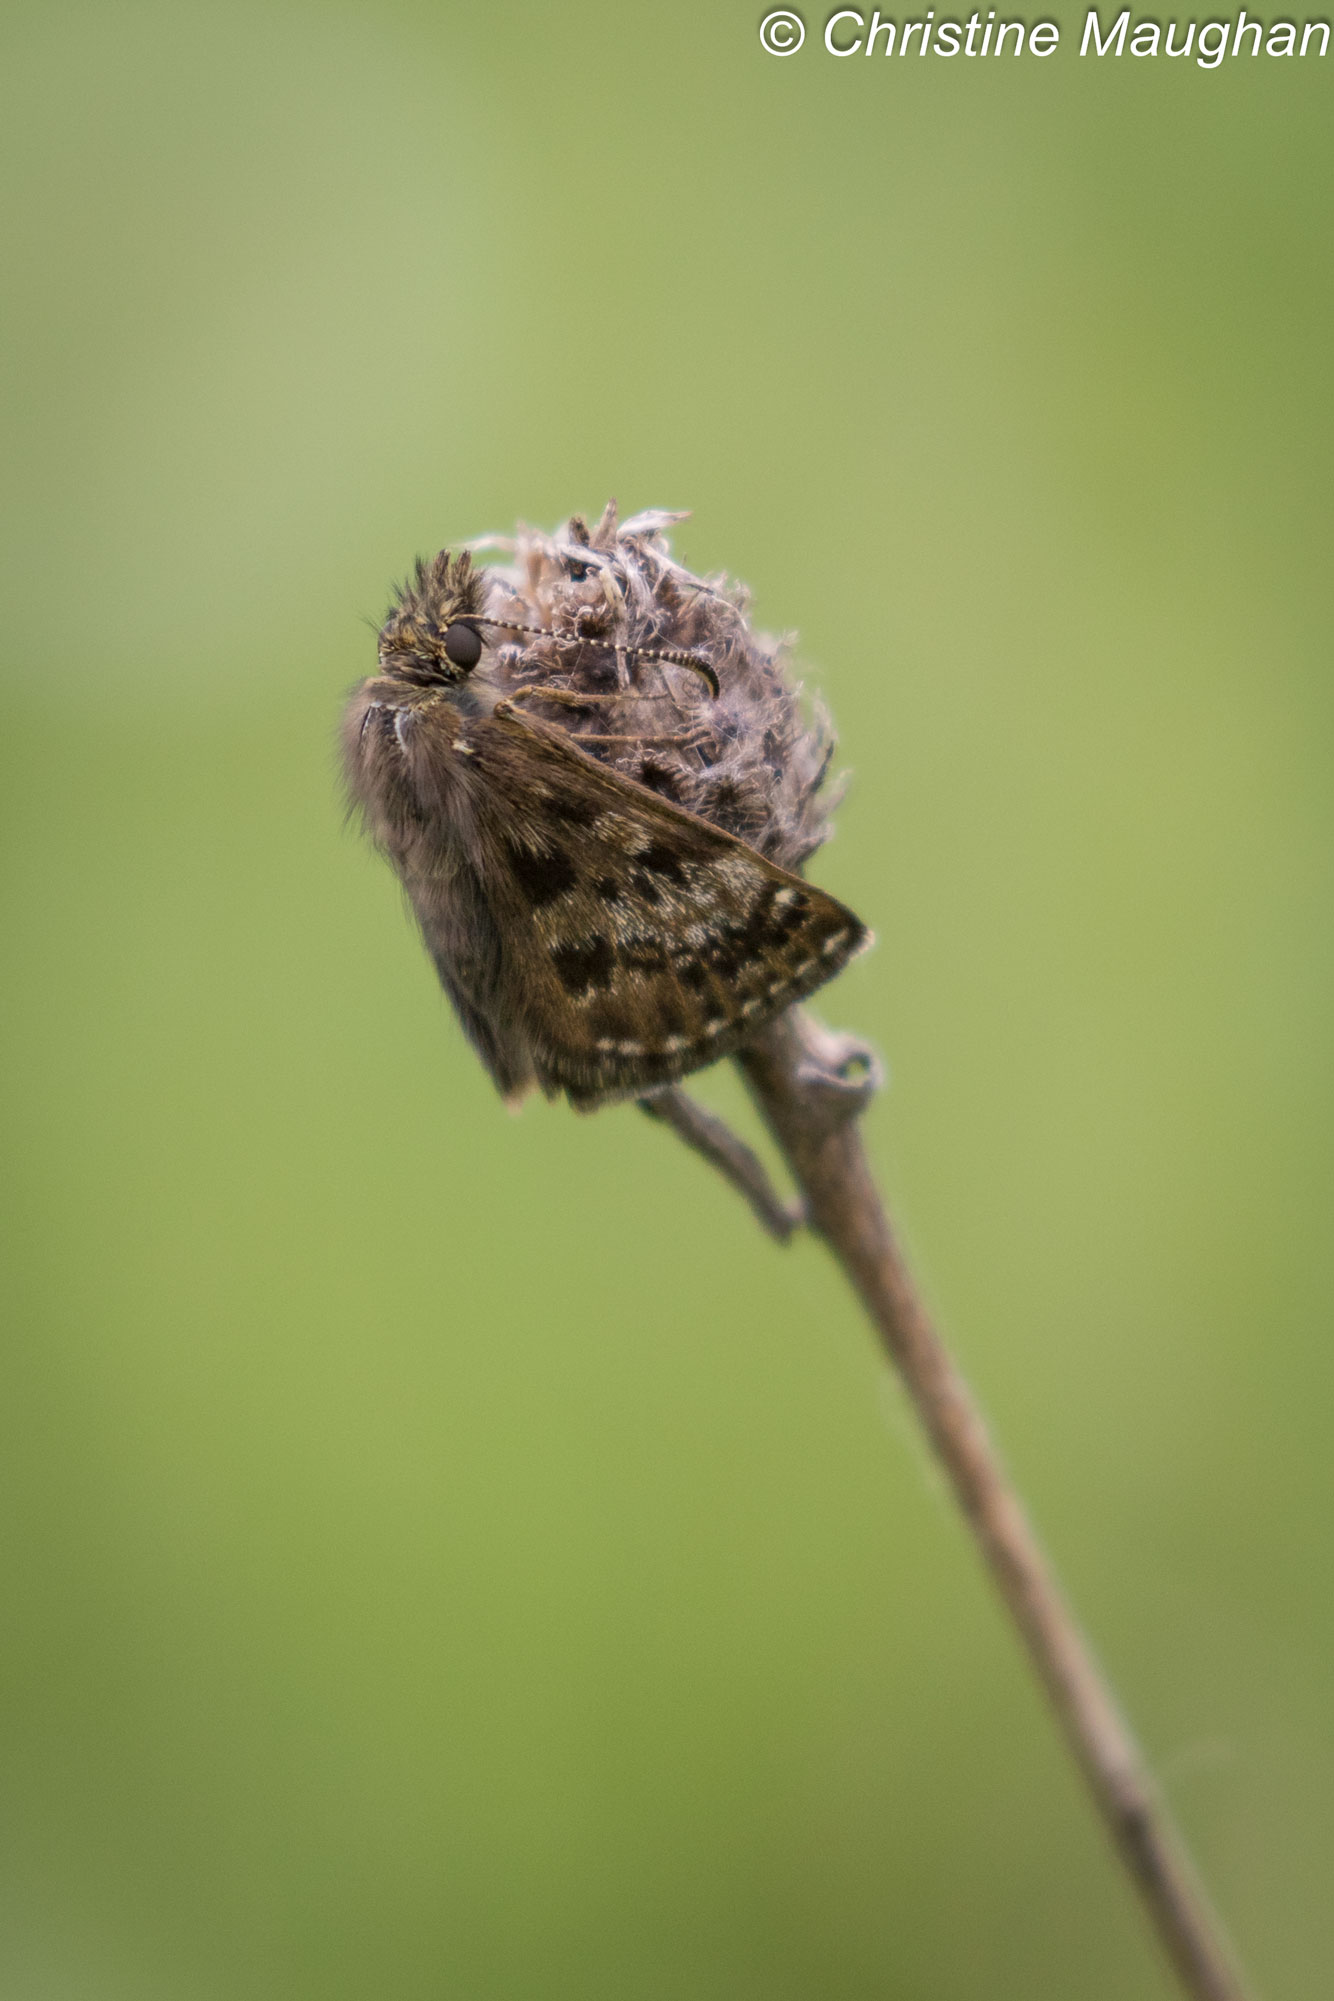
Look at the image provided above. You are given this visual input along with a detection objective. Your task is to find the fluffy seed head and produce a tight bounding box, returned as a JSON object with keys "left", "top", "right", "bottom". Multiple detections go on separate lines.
{"left": 469, "top": 501, "right": 842, "bottom": 870}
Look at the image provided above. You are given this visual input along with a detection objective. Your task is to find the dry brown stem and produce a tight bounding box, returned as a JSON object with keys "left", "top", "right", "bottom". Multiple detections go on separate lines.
{"left": 657, "top": 1005, "right": 1251, "bottom": 2001}
{"left": 638, "top": 1087, "right": 804, "bottom": 1242}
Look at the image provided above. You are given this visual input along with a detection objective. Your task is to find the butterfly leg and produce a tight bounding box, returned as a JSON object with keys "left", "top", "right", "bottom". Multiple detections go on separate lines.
{"left": 499, "top": 689, "right": 707, "bottom": 751}
{"left": 504, "top": 685, "right": 624, "bottom": 710}
{"left": 639, "top": 1088, "right": 805, "bottom": 1244}
{"left": 502, "top": 685, "right": 685, "bottom": 711}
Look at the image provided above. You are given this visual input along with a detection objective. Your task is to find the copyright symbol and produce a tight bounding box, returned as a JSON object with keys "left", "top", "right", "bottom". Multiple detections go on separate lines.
{"left": 759, "top": 9, "right": 805, "bottom": 53}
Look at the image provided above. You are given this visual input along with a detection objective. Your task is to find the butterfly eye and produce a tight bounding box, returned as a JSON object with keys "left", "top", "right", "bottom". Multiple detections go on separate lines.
{"left": 443, "top": 622, "right": 482, "bottom": 670}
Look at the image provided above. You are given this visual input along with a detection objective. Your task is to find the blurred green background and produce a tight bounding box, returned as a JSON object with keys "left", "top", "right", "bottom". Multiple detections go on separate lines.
{"left": 2, "top": 3, "right": 1331, "bottom": 1996}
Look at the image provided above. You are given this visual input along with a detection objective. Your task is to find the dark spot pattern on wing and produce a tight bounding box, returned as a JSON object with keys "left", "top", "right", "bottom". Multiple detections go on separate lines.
{"left": 550, "top": 934, "right": 615, "bottom": 996}
{"left": 653, "top": 993, "right": 688, "bottom": 1038}
{"left": 550, "top": 794, "right": 600, "bottom": 829}
{"left": 637, "top": 841, "right": 687, "bottom": 885}
{"left": 505, "top": 838, "right": 577, "bottom": 908}
{"left": 728, "top": 882, "right": 801, "bottom": 955}
{"left": 705, "top": 942, "right": 742, "bottom": 982}
{"left": 620, "top": 938, "right": 670, "bottom": 975}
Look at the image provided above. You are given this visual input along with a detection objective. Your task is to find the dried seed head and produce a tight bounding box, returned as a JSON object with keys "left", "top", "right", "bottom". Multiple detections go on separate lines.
{"left": 469, "top": 501, "right": 842, "bottom": 870}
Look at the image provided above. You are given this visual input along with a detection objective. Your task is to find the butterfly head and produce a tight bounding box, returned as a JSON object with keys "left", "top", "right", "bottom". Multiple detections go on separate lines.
{"left": 379, "top": 549, "right": 488, "bottom": 686}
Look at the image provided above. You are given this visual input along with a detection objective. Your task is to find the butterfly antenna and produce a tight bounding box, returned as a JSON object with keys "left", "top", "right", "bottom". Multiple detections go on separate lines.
{"left": 471, "top": 616, "right": 720, "bottom": 700}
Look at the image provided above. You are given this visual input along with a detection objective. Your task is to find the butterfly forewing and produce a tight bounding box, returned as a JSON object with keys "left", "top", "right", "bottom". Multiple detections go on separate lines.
{"left": 439, "top": 703, "right": 868, "bottom": 1106}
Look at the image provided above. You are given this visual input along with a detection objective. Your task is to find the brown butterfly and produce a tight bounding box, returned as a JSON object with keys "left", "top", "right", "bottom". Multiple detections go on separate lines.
{"left": 343, "top": 550, "right": 870, "bottom": 1110}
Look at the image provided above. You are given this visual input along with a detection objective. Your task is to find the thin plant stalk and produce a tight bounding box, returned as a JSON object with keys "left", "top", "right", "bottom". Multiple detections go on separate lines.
{"left": 720, "top": 1006, "right": 1252, "bottom": 2001}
